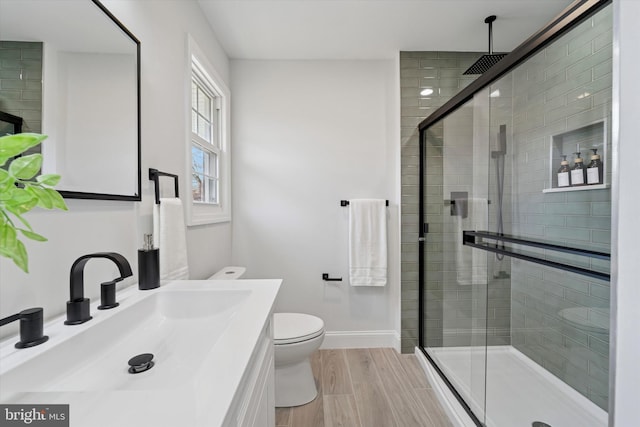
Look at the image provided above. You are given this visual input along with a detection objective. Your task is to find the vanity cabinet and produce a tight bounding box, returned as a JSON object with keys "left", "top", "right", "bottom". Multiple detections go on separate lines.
{"left": 224, "top": 318, "right": 275, "bottom": 427}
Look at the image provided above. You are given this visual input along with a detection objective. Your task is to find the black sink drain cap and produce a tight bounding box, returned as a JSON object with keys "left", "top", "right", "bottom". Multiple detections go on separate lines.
{"left": 128, "top": 353, "right": 155, "bottom": 374}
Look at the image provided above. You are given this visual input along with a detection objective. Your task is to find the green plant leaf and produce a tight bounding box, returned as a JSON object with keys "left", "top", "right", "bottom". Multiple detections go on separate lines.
{"left": 0, "top": 221, "right": 17, "bottom": 252}
{"left": 0, "top": 168, "right": 10, "bottom": 183}
{"left": 0, "top": 179, "right": 16, "bottom": 195}
{"left": 18, "top": 228, "right": 47, "bottom": 242}
{"left": 46, "top": 188, "right": 68, "bottom": 211}
{"left": 0, "top": 169, "right": 15, "bottom": 193}
{"left": 36, "top": 173, "right": 61, "bottom": 186}
{"left": 4, "top": 186, "right": 34, "bottom": 203}
{"left": 25, "top": 185, "right": 53, "bottom": 209}
{"left": 6, "top": 197, "right": 38, "bottom": 221}
{"left": 7, "top": 206, "right": 37, "bottom": 230}
{"left": 12, "top": 239, "right": 29, "bottom": 273}
{"left": 9, "top": 153, "right": 43, "bottom": 180}
{"left": 0, "top": 133, "right": 47, "bottom": 160}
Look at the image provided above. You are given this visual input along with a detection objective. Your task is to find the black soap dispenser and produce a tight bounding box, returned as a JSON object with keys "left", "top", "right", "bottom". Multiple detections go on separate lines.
{"left": 557, "top": 155, "right": 571, "bottom": 188}
{"left": 571, "top": 152, "right": 587, "bottom": 186}
{"left": 587, "top": 148, "right": 603, "bottom": 185}
{"left": 138, "top": 234, "right": 159, "bottom": 290}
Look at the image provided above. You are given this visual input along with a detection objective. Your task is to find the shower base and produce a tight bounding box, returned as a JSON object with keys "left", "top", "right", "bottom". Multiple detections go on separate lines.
{"left": 416, "top": 346, "right": 607, "bottom": 427}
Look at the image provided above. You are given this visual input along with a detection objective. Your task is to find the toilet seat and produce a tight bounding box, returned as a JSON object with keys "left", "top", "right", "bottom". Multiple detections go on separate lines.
{"left": 274, "top": 313, "right": 324, "bottom": 345}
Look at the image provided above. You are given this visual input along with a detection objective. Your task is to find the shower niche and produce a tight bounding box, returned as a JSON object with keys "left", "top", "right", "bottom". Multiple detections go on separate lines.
{"left": 543, "top": 120, "right": 609, "bottom": 193}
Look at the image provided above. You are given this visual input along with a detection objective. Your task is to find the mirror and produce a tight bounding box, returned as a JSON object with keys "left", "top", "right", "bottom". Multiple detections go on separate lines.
{"left": 0, "top": 0, "right": 141, "bottom": 201}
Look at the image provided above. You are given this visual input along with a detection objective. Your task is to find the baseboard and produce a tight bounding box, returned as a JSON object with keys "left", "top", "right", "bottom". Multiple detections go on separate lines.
{"left": 320, "top": 330, "right": 400, "bottom": 349}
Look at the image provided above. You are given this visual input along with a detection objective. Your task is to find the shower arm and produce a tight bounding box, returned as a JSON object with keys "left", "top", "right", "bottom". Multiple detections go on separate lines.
{"left": 486, "top": 15, "right": 497, "bottom": 54}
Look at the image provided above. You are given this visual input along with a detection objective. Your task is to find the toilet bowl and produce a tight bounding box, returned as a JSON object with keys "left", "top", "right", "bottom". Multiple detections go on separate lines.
{"left": 208, "top": 267, "right": 325, "bottom": 407}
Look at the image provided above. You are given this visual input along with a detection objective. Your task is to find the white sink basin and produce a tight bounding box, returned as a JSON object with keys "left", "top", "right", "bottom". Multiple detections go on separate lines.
{"left": 0, "top": 279, "right": 281, "bottom": 427}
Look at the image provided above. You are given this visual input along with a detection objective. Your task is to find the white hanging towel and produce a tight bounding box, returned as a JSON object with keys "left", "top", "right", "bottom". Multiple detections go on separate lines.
{"left": 349, "top": 199, "right": 387, "bottom": 286}
{"left": 153, "top": 198, "right": 190, "bottom": 281}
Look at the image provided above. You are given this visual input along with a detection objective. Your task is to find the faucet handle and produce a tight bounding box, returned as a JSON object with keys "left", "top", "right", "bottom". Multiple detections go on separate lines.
{"left": 98, "top": 280, "right": 120, "bottom": 310}
{"left": 0, "top": 307, "right": 49, "bottom": 349}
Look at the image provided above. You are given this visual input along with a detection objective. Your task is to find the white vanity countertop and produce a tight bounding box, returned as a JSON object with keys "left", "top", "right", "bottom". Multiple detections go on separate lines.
{"left": 0, "top": 279, "right": 282, "bottom": 427}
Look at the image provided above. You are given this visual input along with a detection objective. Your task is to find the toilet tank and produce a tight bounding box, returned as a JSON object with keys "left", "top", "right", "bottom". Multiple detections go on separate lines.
{"left": 208, "top": 266, "right": 246, "bottom": 280}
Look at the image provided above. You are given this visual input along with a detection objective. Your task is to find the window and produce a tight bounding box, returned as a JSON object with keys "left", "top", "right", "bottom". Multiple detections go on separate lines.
{"left": 185, "top": 35, "right": 230, "bottom": 224}
{"left": 191, "top": 73, "right": 219, "bottom": 204}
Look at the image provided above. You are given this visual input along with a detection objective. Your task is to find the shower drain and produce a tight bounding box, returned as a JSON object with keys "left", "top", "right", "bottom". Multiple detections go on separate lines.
{"left": 532, "top": 422, "right": 552, "bottom": 427}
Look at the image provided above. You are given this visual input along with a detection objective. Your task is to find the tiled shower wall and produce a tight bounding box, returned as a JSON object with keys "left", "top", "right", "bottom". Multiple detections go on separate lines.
{"left": 508, "top": 5, "right": 612, "bottom": 410}
{"left": 0, "top": 41, "right": 43, "bottom": 134}
{"left": 400, "top": 51, "right": 479, "bottom": 353}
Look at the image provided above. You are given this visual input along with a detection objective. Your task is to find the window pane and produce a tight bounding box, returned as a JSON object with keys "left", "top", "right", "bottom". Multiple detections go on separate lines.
{"left": 191, "top": 110, "right": 198, "bottom": 134}
{"left": 192, "top": 145, "right": 204, "bottom": 174}
{"left": 198, "top": 87, "right": 212, "bottom": 118}
{"left": 192, "top": 173, "right": 203, "bottom": 202}
{"left": 197, "top": 115, "right": 211, "bottom": 142}
{"left": 191, "top": 81, "right": 198, "bottom": 110}
{"left": 206, "top": 177, "right": 217, "bottom": 203}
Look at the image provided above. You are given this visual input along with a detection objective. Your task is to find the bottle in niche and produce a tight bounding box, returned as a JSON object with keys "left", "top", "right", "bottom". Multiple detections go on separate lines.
{"left": 587, "top": 148, "right": 603, "bottom": 185}
{"left": 557, "top": 155, "right": 571, "bottom": 188}
{"left": 571, "top": 152, "right": 587, "bottom": 186}
{"left": 138, "top": 234, "right": 160, "bottom": 290}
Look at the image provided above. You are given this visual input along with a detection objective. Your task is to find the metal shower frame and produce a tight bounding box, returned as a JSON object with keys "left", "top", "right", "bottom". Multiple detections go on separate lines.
{"left": 416, "top": 0, "right": 613, "bottom": 425}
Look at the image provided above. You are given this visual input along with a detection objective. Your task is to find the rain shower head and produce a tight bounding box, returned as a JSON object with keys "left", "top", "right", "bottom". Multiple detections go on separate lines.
{"left": 463, "top": 15, "right": 507, "bottom": 75}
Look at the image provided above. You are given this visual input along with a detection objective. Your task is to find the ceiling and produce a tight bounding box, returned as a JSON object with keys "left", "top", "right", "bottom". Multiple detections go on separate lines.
{"left": 197, "top": 0, "right": 573, "bottom": 60}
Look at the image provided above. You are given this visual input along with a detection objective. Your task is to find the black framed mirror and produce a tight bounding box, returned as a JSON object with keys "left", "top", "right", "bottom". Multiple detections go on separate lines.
{"left": 0, "top": 0, "right": 141, "bottom": 201}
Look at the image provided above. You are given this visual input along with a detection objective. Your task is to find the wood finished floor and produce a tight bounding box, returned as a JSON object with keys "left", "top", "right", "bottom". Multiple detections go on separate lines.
{"left": 275, "top": 348, "right": 454, "bottom": 427}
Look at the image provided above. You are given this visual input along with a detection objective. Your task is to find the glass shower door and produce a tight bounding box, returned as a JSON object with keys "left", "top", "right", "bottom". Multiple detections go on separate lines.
{"left": 421, "top": 98, "right": 489, "bottom": 423}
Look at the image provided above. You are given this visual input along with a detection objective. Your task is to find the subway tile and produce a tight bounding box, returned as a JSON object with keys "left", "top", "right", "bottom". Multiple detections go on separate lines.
{"left": 566, "top": 106, "right": 610, "bottom": 131}
{"left": 400, "top": 58, "right": 419, "bottom": 69}
{"left": 401, "top": 77, "right": 419, "bottom": 88}
{"left": 588, "top": 335, "right": 609, "bottom": 357}
{"left": 0, "top": 49, "right": 21, "bottom": 60}
{"left": 545, "top": 41, "right": 568, "bottom": 64}
{"left": 591, "top": 229, "right": 610, "bottom": 244}
{"left": 1, "top": 59, "right": 23, "bottom": 69}
{"left": 0, "top": 69, "right": 22, "bottom": 79}
{"left": 420, "top": 58, "right": 459, "bottom": 69}
{"left": 1, "top": 79, "right": 26, "bottom": 90}
{"left": 21, "top": 90, "right": 42, "bottom": 101}
{"left": 0, "top": 90, "right": 21, "bottom": 100}
{"left": 20, "top": 49, "right": 42, "bottom": 60}
{"left": 544, "top": 225, "right": 591, "bottom": 242}
{"left": 591, "top": 202, "right": 611, "bottom": 216}
{"left": 401, "top": 51, "right": 436, "bottom": 59}
{"left": 593, "top": 30, "right": 613, "bottom": 53}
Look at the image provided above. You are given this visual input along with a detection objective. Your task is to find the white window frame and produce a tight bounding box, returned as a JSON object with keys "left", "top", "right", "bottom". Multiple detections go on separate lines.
{"left": 185, "top": 34, "right": 231, "bottom": 225}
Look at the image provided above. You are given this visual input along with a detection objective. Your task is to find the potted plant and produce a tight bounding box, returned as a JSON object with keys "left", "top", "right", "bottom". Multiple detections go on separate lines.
{"left": 0, "top": 133, "right": 67, "bottom": 273}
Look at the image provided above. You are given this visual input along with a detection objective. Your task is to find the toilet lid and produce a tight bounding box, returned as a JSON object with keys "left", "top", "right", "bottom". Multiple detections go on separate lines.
{"left": 274, "top": 313, "right": 324, "bottom": 345}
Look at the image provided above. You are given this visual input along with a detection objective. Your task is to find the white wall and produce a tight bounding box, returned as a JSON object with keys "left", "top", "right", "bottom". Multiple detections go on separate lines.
{"left": 230, "top": 60, "right": 401, "bottom": 348}
{"left": 0, "top": 0, "right": 232, "bottom": 338}
{"left": 611, "top": 0, "right": 640, "bottom": 425}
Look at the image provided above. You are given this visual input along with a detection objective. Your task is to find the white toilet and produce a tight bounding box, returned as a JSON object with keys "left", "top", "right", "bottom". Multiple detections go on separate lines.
{"left": 208, "top": 267, "right": 325, "bottom": 407}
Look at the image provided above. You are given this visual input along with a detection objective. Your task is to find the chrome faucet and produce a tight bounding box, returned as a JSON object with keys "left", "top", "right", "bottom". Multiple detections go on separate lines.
{"left": 65, "top": 252, "right": 133, "bottom": 325}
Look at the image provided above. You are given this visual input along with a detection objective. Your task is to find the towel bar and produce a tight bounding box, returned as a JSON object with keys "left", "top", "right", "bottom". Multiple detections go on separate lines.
{"left": 149, "top": 168, "right": 179, "bottom": 204}
{"left": 340, "top": 200, "right": 389, "bottom": 207}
